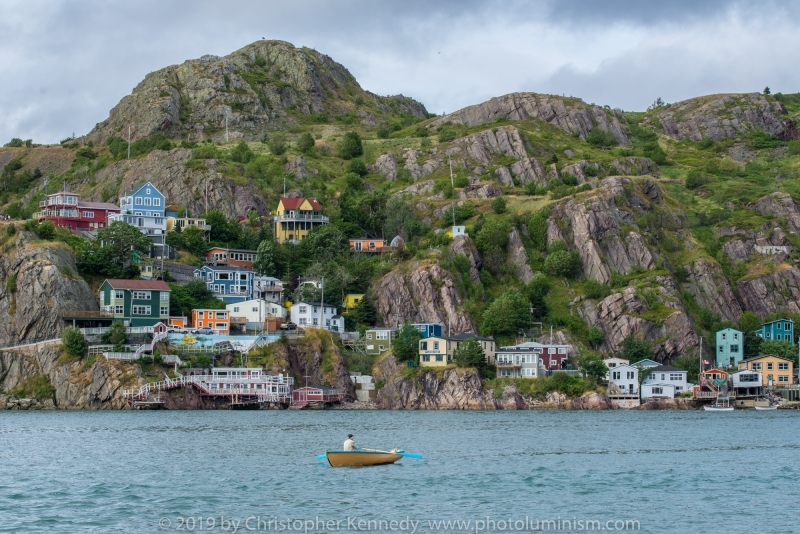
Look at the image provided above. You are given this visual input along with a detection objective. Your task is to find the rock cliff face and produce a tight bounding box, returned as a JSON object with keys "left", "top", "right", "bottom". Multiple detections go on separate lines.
{"left": 737, "top": 266, "right": 800, "bottom": 319}
{"left": 82, "top": 40, "right": 427, "bottom": 143}
{"left": 0, "top": 345, "right": 133, "bottom": 409}
{"left": 431, "top": 92, "right": 631, "bottom": 145}
{"left": 546, "top": 177, "right": 661, "bottom": 284}
{"left": 578, "top": 278, "right": 699, "bottom": 361}
{"left": 755, "top": 192, "right": 800, "bottom": 233}
{"left": 506, "top": 227, "right": 534, "bottom": 283}
{"left": 88, "top": 148, "right": 269, "bottom": 219}
{"left": 449, "top": 235, "right": 482, "bottom": 285}
{"left": 371, "top": 262, "right": 476, "bottom": 334}
{"left": 0, "top": 230, "right": 98, "bottom": 347}
{"left": 653, "top": 93, "right": 796, "bottom": 141}
{"left": 684, "top": 259, "right": 743, "bottom": 322}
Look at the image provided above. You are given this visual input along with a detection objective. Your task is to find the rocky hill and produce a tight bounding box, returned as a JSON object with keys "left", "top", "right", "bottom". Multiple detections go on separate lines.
{"left": 3, "top": 39, "right": 800, "bottom": 409}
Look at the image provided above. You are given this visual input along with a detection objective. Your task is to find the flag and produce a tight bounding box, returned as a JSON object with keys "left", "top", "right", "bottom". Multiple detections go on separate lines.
{"left": 703, "top": 360, "right": 710, "bottom": 365}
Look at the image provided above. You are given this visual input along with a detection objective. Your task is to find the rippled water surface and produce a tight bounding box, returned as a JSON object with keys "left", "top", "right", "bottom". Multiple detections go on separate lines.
{"left": 0, "top": 410, "right": 798, "bottom": 533}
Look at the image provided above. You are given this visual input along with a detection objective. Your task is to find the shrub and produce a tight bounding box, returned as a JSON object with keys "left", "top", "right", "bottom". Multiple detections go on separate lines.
{"left": 193, "top": 144, "right": 220, "bottom": 159}
{"left": 674, "top": 266, "right": 689, "bottom": 283}
{"left": 437, "top": 128, "right": 458, "bottom": 142}
{"left": 544, "top": 249, "right": 581, "bottom": 278}
{"left": 296, "top": 132, "right": 315, "bottom": 153}
{"left": 562, "top": 174, "right": 578, "bottom": 186}
{"left": 347, "top": 158, "right": 368, "bottom": 176}
{"left": 586, "top": 128, "right": 618, "bottom": 148}
{"left": 35, "top": 220, "right": 56, "bottom": 240}
{"left": 62, "top": 327, "right": 87, "bottom": 357}
{"left": 491, "top": 196, "right": 507, "bottom": 214}
{"left": 377, "top": 124, "right": 391, "bottom": 139}
{"left": 229, "top": 141, "right": 254, "bottom": 164}
{"left": 6, "top": 224, "right": 16, "bottom": 236}
{"left": 268, "top": 133, "right": 287, "bottom": 155}
{"left": 338, "top": 131, "right": 363, "bottom": 159}
{"left": 4, "top": 138, "right": 24, "bottom": 147}
{"left": 583, "top": 279, "right": 611, "bottom": 299}
{"left": 585, "top": 165, "right": 598, "bottom": 177}
{"left": 7, "top": 273, "right": 16, "bottom": 294}
{"left": 393, "top": 324, "right": 421, "bottom": 362}
{"left": 685, "top": 170, "right": 709, "bottom": 189}
{"left": 75, "top": 147, "right": 97, "bottom": 160}
{"left": 481, "top": 290, "right": 532, "bottom": 337}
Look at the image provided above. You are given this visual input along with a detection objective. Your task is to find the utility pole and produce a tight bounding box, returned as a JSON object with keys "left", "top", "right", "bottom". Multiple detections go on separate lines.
{"left": 448, "top": 157, "right": 456, "bottom": 228}
{"left": 225, "top": 112, "right": 229, "bottom": 142}
{"left": 127, "top": 125, "right": 131, "bottom": 160}
{"left": 319, "top": 277, "right": 325, "bottom": 329}
{"left": 395, "top": 297, "right": 400, "bottom": 328}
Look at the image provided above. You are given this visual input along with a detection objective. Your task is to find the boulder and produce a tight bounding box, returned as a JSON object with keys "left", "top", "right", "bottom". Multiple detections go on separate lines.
{"left": 449, "top": 235, "right": 483, "bottom": 285}
{"left": 370, "top": 153, "right": 398, "bottom": 180}
{"left": 510, "top": 157, "right": 547, "bottom": 185}
{"left": 458, "top": 183, "right": 503, "bottom": 199}
{"left": 494, "top": 166, "right": 514, "bottom": 186}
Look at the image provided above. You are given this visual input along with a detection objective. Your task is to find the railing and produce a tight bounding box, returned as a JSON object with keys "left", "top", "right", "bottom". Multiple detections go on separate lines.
{"left": 34, "top": 209, "right": 79, "bottom": 219}
{"left": 0, "top": 336, "right": 62, "bottom": 352}
{"left": 122, "top": 373, "right": 295, "bottom": 401}
{"left": 273, "top": 214, "right": 330, "bottom": 223}
{"left": 79, "top": 325, "right": 160, "bottom": 335}
{"left": 64, "top": 309, "right": 114, "bottom": 319}
{"left": 163, "top": 355, "right": 183, "bottom": 365}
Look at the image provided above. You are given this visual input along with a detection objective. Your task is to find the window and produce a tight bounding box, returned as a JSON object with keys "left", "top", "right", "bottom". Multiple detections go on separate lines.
{"left": 779, "top": 362, "right": 789, "bottom": 370}
{"left": 82, "top": 211, "right": 94, "bottom": 218}
{"left": 160, "top": 292, "right": 168, "bottom": 301}
{"left": 722, "top": 333, "right": 726, "bottom": 341}
{"left": 251, "top": 307, "right": 258, "bottom": 313}
{"left": 767, "top": 362, "right": 774, "bottom": 370}
{"left": 132, "top": 305, "right": 150, "bottom": 315}
{"left": 239, "top": 273, "right": 248, "bottom": 280}
{"left": 132, "top": 291, "right": 150, "bottom": 300}
{"left": 299, "top": 318, "right": 307, "bottom": 326}
{"left": 734, "top": 333, "right": 739, "bottom": 340}
{"left": 433, "top": 341, "right": 440, "bottom": 351}
{"left": 612, "top": 371, "right": 620, "bottom": 380}
{"left": 777, "top": 334, "right": 783, "bottom": 341}
{"left": 718, "top": 345, "right": 725, "bottom": 353}
{"left": 299, "top": 306, "right": 307, "bottom": 314}
{"left": 114, "top": 290, "right": 124, "bottom": 300}
{"left": 779, "top": 375, "right": 789, "bottom": 383}
{"left": 233, "top": 307, "right": 240, "bottom": 313}
{"left": 550, "top": 359, "right": 557, "bottom": 366}
{"left": 739, "top": 373, "right": 759, "bottom": 382}
{"left": 435, "top": 355, "right": 443, "bottom": 362}
{"left": 114, "top": 305, "right": 124, "bottom": 314}
{"left": 160, "top": 306, "right": 169, "bottom": 315}
{"left": 153, "top": 198, "right": 160, "bottom": 206}
{"left": 422, "top": 355, "right": 430, "bottom": 362}
{"left": 652, "top": 387, "right": 663, "bottom": 394}
{"left": 215, "top": 323, "right": 226, "bottom": 330}
{"left": 627, "top": 371, "right": 635, "bottom": 379}
{"left": 670, "top": 373, "right": 683, "bottom": 381}
{"left": 144, "top": 197, "right": 152, "bottom": 206}
{"left": 730, "top": 344, "right": 739, "bottom": 353}
{"left": 216, "top": 272, "right": 230, "bottom": 281}
{"left": 379, "top": 345, "right": 386, "bottom": 351}
{"left": 421, "top": 342, "right": 428, "bottom": 350}
{"left": 777, "top": 322, "right": 782, "bottom": 330}
{"left": 660, "top": 374, "right": 665, "bottom": 380}
{"left": 312, "top": 318, "right": 319, "bottom": 326}
{"left": 146, "top": 188, "right": 151, "bottom": 195}
{"left": 752, "top": 363, "right": 762, "bottom": 371}
{"left": 216, "top": 312, "right": 226, "bottom": 319}
{"left": 135, "top": 197, "right": 142, "bottom": 205}
{"left": 558, "top": 348, "right": 566, "bottom": 354}
{"left": 376, "top": 331, "right": 388, "bottom": 340}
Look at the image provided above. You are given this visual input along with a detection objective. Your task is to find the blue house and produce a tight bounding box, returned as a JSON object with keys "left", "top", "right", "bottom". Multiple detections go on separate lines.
{"left": 409, "top": 323, "right": 443, "bottom": 339}
{"left": 194, "top": 265, "right": 254, "bottom": 304}
{"left": 109, "top": 181, "right": 168, "bottom": 253}
{"left": 755, "top": 319, "right": 795, "bottom": 345}
{"left": 715, "top": 327, "right": 744, "bottom": 367}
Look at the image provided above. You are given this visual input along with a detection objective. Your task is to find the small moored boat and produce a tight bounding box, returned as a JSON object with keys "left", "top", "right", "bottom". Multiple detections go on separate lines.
{"left": 755, "top": 405, "right": 778, "bottom": 411}
{"left": 704, "top": 396, "right": 734, "bottom": 411}
{"left": 325, "top": 448, "right": 403, "bottom": 467}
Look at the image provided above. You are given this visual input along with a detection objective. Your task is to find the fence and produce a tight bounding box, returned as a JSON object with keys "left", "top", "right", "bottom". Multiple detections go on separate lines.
{"left": 0, "top": 336, "right": 62, "bottom": 352}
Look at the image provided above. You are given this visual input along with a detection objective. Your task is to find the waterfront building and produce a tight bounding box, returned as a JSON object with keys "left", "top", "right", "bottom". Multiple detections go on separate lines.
{"left": 755, "top": 319, "right": 795, "bottom": 345}
{"left": 34, "top": 191, "right": 119, "bottom": 230}
{"left": 715, "top": 327, "right": 744, "bottom": 367}
{"left": 98, "top": 279, "right": 170, "bottom": 327}
{"left": 205, "top": 247, "right": 257, "bottom": 269}
{"left": 737, "top": 355, "right": 794, "bottom": 387}
{"left": 273, "top": 197, "right": 327, "bottom": 244}
{"left": 364, "top": 327, "right": 398, "bottom": 356}
{"left": 290, "top": 301, "right": 338, "bottom": 330}
{"left": 495, "top": 346, "right": 547, "bottom": 378}
{"left": 641, "top": 365, "right": 690, "bottom": 400}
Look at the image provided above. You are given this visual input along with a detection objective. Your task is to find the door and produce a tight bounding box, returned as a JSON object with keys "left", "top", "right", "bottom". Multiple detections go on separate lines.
{"left": 768, "top": 374, "right": 773, "bottom": 386}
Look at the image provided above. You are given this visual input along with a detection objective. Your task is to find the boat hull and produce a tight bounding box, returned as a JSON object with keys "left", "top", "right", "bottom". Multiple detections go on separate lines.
{"left": 703, "top": 405, "right": 734, "bottom": 411}
{"left": 326, "top": 451, "right": 402, "bottom": 467}
{"left": 755, "top": 406, "right": 777, "bottom": 411}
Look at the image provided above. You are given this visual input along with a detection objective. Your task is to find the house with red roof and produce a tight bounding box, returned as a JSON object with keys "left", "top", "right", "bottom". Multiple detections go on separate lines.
{"left": 273, "top": 197, "right": 328, "bottom": 244}
{"left": 34, "top": 191, "right": 120, "bottom": 231}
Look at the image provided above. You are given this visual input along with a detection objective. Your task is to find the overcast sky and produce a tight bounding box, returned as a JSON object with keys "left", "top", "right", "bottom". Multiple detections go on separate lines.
{"left": 2, "top": 0, "right": 798, "bottom": 144}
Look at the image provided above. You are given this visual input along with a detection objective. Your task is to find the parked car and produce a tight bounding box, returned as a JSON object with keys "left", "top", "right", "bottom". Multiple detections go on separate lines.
{"left": 167, "top": 326, "right": 189, "bottom": 334}
{"left": 279, "top": 321, "right": 297, "bottom": 331}
{"left": 192, "top": 327, "right": 215, "bottom": 335}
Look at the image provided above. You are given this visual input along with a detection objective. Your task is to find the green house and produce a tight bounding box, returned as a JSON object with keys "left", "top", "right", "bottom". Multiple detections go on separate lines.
{"left": 364, "top": 327, "right": 398, "bottom": 356}
{"left": 99, "top": 279, "right": 171, "bottom": 327}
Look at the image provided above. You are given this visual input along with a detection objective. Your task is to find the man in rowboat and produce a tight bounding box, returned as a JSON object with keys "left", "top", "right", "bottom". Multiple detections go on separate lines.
{"left": 343, "top": 434, "right": 356, "bottom": 451}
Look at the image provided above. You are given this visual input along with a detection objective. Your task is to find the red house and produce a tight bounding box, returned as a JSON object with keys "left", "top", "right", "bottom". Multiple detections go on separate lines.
{"left": 516, "top": 341, "right": 571, "bottom": 370}
{"left": 35, "top": 191, "right": 120, "bottom": 230}
{"left": 292, "top": 386, "right": 342, "bottom": 405}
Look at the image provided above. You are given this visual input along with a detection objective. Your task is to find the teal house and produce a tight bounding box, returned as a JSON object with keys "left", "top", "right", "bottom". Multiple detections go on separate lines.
{"left": 715, "top": 327, "right": 743, "bottom": 367}
{"left": 99, "top": 279, "right": 171, "bottom": 327}
{"left": 755, "top": 319, "right": 795, "bottom": 345}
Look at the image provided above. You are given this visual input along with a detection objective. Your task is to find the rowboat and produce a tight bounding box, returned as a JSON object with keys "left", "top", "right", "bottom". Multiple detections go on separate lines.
{"left": 755, "top": 405, "right": 778, "bottom": 411}
{"left": 704, "top": 396, "right": 734, "bottom": 411}
{"left": 325, "top": 448, "right": 404, "bottom": 467}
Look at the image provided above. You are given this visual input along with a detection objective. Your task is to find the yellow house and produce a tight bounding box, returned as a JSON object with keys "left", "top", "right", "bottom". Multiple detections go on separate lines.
{"left": 738, "top": 355, "right": 794, "bottom": 387}
{"left": 273, "top": 197, "right": 328, "bottom": 244}
{"left": 343, "top": 294, "right": 364, "bottom": 310}
{"left": 419, "top": 336, "right": 456, "bottom": 367}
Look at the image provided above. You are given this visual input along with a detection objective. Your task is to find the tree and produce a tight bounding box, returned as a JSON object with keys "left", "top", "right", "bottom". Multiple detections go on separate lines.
{"left": 253, "top": 239, "right": 277, "bottom": 276}
{"left": 229, "top": 141, "right": 254, "bottom": 164}
{"left": 491, "top": 196, "right": 507, "bottom": 214}
{"left": 578, "top": 352, "right": 608, "bottom": 383}
{"left": 528, "top": 210, "right": 548, "bottom": 251}
{"left": 180, "top": 225, "right": 208, "bottom": 258}
{"left": 346, "top": 295, "right": 377, "bottom": 330}
{"left": 62, "top": 327, "right": 87, "bottom": 357}
{"left": 673, "top": 349, "right": 701, "bottom": 384}
{"left": 544, "top": 249, "right": 581, "bottom": 278}
{"left": 35, "top": 220, "right": 56, "bottom": 240}
{"left": 268, "top": 133, "right": 287, "bottom": 155}
{"left": 453, "top": 338, "right": 488, "bottom": 372}
{"left": 586, "top": 128, "right": 618, "bottom": 148}
{"left": 738, "top": 311, "right": 761, "bottom": 333}
{"left": 525, "top": 275, "right": 549, "bottom": 319}
{"left": 393, "top": 324, "right": 421, "bottom": 362}
{"left": 759, "top": 340, "right": 798, "bottom": 366}
{"left": 101, "top": 322, "right": 127, "bottom": 352}
{"left": 481, "top": 290, "right": 531, "bottom": 338}
{"left": 588, "top": 327, "right": 604, "bottom": 349}
{"left": 764, "top": 86, "right": 771, "bottom": 96}
{"left": 383, "top": 196, "right": 424, "bottom": 241}
{"left": 296, "top": 132, "right": 315, "bottom": 154}
{"left": 347, "top": 158, "right": 368, "bottom": 176}
{"left": 338, "top": 131, "right": 363, "bottom": 159}
{"left": 169, "top": 279, "right": 226, "bottom": 316}
{"left": 96, "top": 221, "right": 152, "bottom": 267}
{"left": 620, "top": 335, "right": 651, "bottom": 363}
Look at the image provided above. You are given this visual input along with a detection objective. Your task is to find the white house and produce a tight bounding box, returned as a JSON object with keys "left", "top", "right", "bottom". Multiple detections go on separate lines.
{"left": 290, "top": 301, "right": 338, "bottom": 329}
{"left": 227, "top": 299, "right": 287, "bottom": 329}
{"left": 635, "top": 359, "right": 661, "bottom": 369}
{"left": 641, "top": 365, "right": 690, "bottom": 400}
{"left": 330, "top": 314, "right": 345, "bottom": 333}
{"left": 604, "top": 357, "right": 630, "bottom": 376}
{"left": 253, "top": 275, "right": 283, "bottom": 304}
{"left": 607, "top": 363, "right": 639, "bottom": 395}
{"left": 495, "top": 347, "right": 548, "bottom": 378}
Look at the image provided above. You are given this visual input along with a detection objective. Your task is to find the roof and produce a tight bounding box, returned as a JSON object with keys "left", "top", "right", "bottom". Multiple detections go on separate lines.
{"left": 294, "top": 301, "right": 337, "bottom": 308}
{"left": 332, "top": 314, "right": 343, "bottom": 319}
{"left": 649, "top": 365, "right": 685, "bottom": 372}
{"left": 78, "top": 201, "right": 120, "bottom": 210}
{"left": 450, "top": 333, "right": 493, "bottom": 342}
{"left": 196, "top": 265, "right": 253, "bottom": 272}
{"left": 759, "top": 318, "right": 795, "bottom": 326}
{"left": 367, "top": 326, "right": 399, "bottom": 332}
{"left": 349, "top": 237, "right": 385, "bottom": 243}
{"left": 104, "top": 279, "right": 170, "bottom": 291}
{"left": 279, "top": 197, "right": 322, "bottom": 211}
{"left": 48, "top": 191, "right": 79, "bottom": 197}
{"left": 515, "top": 341, "right": 569, "bottom": 348}
{"left": 123, "top": 181, "right": 163, "bottom": 197}
{"left": 739, "top": 355, "right": 794, "bottom": 363}
{"left": 206, "top": 247, "right": 257, "bottom": 254}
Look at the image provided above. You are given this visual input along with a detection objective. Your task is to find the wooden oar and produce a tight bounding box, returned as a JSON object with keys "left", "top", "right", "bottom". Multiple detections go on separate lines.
{"left": 361, "top": 447, "right": 423, "bottom": 460}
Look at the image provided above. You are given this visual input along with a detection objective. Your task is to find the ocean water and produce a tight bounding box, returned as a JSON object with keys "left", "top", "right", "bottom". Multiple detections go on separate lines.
{"left": 0, "top": 410, "right": 797, "bottom": 533}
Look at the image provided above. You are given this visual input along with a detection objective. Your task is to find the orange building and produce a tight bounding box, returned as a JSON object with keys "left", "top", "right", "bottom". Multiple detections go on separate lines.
{"left": 349, "top": 238, "right": 386, "bottom": 253}
{"left": 192, "top": 309, "right": 230, "bottom": 335}
{"left": 169, "top": 316, "right": 188, "bottom": 328}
